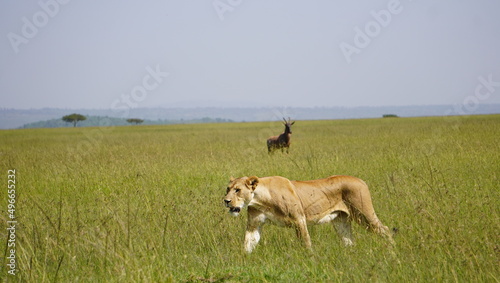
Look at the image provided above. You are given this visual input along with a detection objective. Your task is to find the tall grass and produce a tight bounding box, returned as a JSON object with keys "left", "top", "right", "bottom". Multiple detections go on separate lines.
{"left": 0, "top": 115, "right": 498, "bottom": 282}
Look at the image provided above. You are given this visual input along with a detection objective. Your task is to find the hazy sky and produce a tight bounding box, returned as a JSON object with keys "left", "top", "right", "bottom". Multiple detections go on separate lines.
{"left": 1, "top": 1, "right": 500, "bottom": 110}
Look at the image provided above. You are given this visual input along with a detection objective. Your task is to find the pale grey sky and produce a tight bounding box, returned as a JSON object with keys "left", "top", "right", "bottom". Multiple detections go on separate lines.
{"left": 1, "top": 0, "right": 499, "bottom": 110}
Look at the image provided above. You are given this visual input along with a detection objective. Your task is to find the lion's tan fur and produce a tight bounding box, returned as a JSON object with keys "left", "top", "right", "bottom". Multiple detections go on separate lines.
{"left": 224, "top": 175, "right": 394, "bottom": 253}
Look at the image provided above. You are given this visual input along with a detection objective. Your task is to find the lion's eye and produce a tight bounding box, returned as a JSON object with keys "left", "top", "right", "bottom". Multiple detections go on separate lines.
{"left": 235, "top": 189, "right": 240, "bottom": 193}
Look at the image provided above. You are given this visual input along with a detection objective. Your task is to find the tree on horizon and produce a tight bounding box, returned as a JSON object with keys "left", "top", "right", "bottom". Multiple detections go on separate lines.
{"left": 126, "top": 118, "right": 144, "bottom": 125}
{"left": 62, "top": 113, "right": 87, "bottom": 127}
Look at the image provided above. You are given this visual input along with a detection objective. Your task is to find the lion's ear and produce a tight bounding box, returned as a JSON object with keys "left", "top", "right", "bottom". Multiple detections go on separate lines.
{"left": 246, "top": 176, "right": 259, "bottom": 191}
{"left": 229, "top": 176, "right": 235, "bottom": 182}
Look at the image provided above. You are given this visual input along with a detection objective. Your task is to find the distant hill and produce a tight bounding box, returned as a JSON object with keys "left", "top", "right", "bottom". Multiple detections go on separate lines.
{"left": 19, "top": 115, "right": 233, "bottom": 129}
{"left": 1, "top": 104, "right": 499, "bottom": 129}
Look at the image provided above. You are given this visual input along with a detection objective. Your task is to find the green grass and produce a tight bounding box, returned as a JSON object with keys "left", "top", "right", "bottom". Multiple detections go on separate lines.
{"left": 0, "top": 115, "right": 499, "bottom": 282}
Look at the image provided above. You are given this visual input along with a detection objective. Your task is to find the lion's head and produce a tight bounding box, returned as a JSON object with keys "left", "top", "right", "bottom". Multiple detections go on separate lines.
{"left": 223, "top": 176, "right": 259, "bottom": 216}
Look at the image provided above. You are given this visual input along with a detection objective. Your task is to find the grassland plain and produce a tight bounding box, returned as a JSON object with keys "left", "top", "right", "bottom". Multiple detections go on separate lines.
{"left": 0, "top": 115, "right": 498, "bottom": 282}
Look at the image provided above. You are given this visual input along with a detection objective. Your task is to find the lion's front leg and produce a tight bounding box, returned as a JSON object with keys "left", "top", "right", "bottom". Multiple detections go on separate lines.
{"left": 245, "top": 207, "right": 266, "bottom": 253}
{"left": 244, "top": 228, "right": 261, "bottom": 253}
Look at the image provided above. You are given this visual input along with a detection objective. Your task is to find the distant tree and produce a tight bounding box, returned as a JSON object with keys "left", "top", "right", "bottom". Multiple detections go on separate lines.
{"left": 62, "top": 113, "right": 87, "bottom": 127}
{"left": 126, "top": 118, "right": 144, "bottom": 125}
{"left": 383, "top": 114, "right": 399, "bottom": 118}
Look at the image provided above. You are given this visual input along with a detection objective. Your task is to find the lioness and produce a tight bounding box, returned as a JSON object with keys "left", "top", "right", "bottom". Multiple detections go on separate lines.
{"left": 224, "top": 175, "right": 394, "bottom": 253}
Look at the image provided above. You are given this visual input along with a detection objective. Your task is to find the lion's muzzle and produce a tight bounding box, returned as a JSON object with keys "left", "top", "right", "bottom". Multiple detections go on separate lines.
{"left": 224, "top": 199, "right": 241, "bottom": 215}
{"left": 229, "top": 207, "right": 241, "bottom": 213}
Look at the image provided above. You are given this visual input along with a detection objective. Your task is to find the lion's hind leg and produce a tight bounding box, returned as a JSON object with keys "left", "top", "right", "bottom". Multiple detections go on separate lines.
{"left": 370, "top": 221, "right": 395, "bottom": 246}
{"left": 354, "top": 208, "right": 395, "bottom": 246}
{"left": 353, "top": 208, "right": 396, "bottom": 246}
{"left": 332, "top": 212, "right": 354, "bottom": 246}
{"left": 343, "top": 180, "right": 395, "bottom": 246}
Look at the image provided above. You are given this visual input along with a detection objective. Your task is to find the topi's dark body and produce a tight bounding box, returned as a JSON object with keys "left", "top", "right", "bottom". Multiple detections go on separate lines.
{"left": 267, "top": 118, "right": 295, "bottom": 154}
